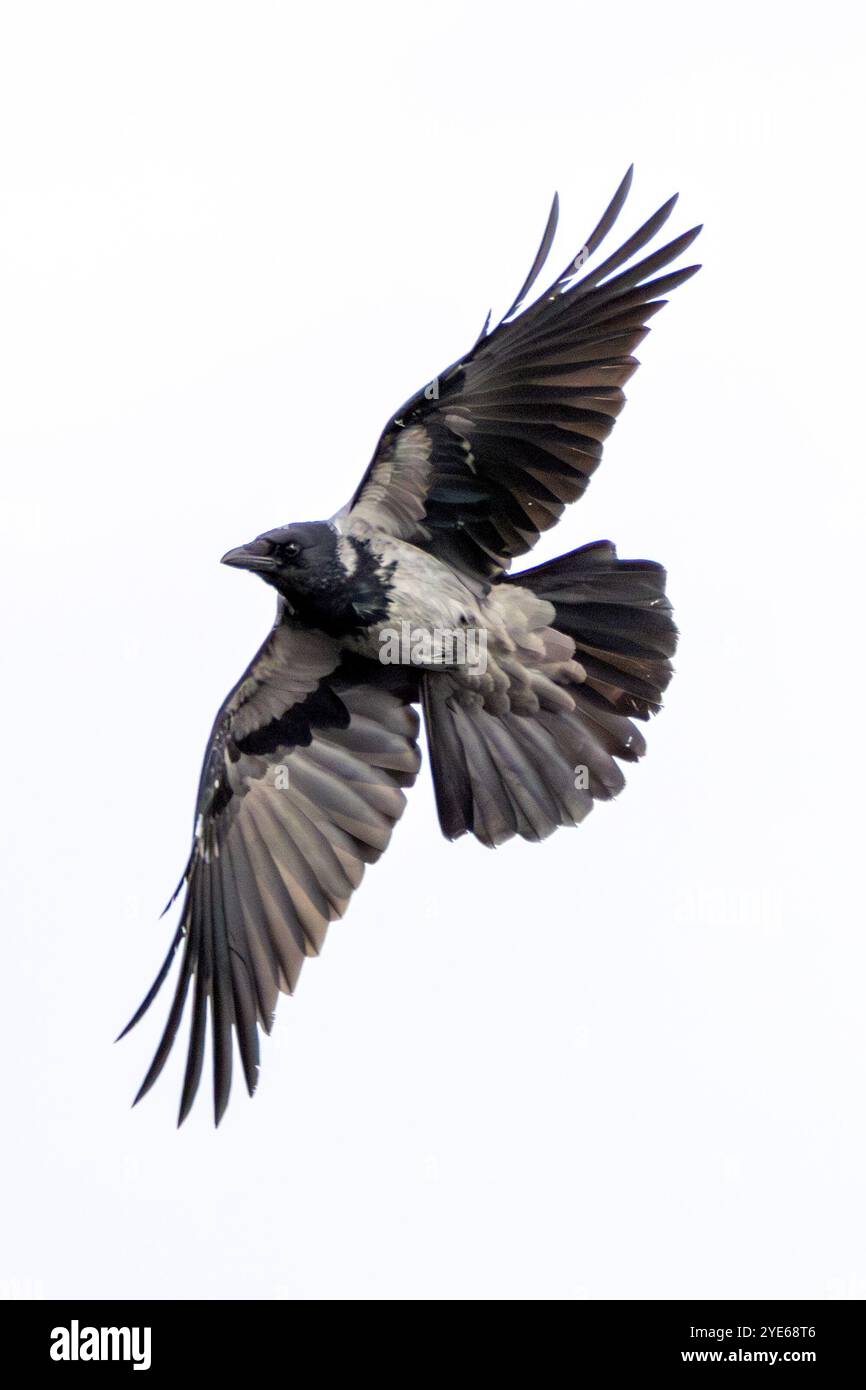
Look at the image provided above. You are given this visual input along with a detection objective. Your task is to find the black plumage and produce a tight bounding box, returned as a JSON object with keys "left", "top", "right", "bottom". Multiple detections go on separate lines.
{"left": 121, "top": 168, "right": 700, "bottom": 1123}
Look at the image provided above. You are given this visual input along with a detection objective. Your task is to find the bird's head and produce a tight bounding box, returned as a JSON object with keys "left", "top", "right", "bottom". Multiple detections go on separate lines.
{"left": 221, "top": 521, "right": 348, "bottom": 617}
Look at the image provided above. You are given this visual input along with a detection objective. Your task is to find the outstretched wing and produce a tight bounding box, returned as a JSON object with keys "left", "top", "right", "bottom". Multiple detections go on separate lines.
{"left": 120, "top": 622, "right": 421, "bottom": 1126}
{"left": 344, "top": 167, "right": 700, "bottom": 578}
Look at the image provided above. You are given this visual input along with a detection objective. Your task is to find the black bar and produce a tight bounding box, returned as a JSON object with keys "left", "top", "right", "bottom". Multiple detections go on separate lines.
{"left": 2, "top": 1299, "right": 862, "bottom": 1372}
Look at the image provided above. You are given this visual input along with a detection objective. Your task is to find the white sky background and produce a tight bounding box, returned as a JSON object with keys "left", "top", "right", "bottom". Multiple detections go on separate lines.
{"left": 1, "top": 1, "right": 864, "bottom": 1301}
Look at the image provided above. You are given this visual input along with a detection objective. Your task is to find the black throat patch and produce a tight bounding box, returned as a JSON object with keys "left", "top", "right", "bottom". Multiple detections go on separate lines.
{"left": 342, "top": 535, "right": 397, "bottom": 630}
{"left": 277, "top": 528, "right": 396, "bottom": 638}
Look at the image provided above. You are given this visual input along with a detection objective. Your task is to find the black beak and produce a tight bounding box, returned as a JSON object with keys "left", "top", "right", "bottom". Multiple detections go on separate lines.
{"left": 220, "top": 539, "right": 278, "bottom": 574}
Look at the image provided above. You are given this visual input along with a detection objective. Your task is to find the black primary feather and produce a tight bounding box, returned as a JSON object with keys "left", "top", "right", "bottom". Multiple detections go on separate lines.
{"left": 121, "top": 168, "right": 698, "bottom": 1124}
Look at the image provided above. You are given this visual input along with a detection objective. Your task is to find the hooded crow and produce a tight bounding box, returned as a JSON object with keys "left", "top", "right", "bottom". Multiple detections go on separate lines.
{"left": 121, "top": 167, "right": 700, "bottom": 1124}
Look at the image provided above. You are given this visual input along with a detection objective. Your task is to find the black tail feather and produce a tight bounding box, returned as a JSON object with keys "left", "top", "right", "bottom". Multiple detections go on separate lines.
{"left": 508, "top": 540, "right": 677, "bottom": 718}
{"left": 423, "top": 540, "right": 676, "bottom": 846}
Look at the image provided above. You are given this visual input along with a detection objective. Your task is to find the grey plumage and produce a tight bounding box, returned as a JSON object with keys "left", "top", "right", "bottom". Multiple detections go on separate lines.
{"left": 122, "top": 168, "right": 699, "bottom": 1123}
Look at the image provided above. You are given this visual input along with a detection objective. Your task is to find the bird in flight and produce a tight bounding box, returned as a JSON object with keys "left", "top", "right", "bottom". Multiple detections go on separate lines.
{"left": 121, "top": 167, "right": 700, "bottom": 1125}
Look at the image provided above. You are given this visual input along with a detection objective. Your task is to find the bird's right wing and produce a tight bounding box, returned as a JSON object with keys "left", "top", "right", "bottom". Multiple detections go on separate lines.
{"left": 120, "top": 622, "right": 421, "bottom": 1126}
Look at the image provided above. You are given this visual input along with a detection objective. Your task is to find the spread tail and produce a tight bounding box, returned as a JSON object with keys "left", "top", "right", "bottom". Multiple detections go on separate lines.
{"left": 422, "top": 541, "right": 677, "bottom": 846}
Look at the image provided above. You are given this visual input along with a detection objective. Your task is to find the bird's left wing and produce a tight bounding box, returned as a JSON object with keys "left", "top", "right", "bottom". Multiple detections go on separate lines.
{"left": 342, "top": 167, "right": 700, "bottom": 580}
{"left": 120, "top": 622, "right": 421, "bottom": 1125}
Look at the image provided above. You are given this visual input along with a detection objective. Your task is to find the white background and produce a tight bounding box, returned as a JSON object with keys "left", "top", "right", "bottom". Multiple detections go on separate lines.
{"left": 1, "top": 1, "right": 864, "bottom": 1301}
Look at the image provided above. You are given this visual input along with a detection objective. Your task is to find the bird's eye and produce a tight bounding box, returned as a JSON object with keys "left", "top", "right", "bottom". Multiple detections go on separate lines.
{"left": 282, "top": 541, "right": 301, "bottom": 561}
